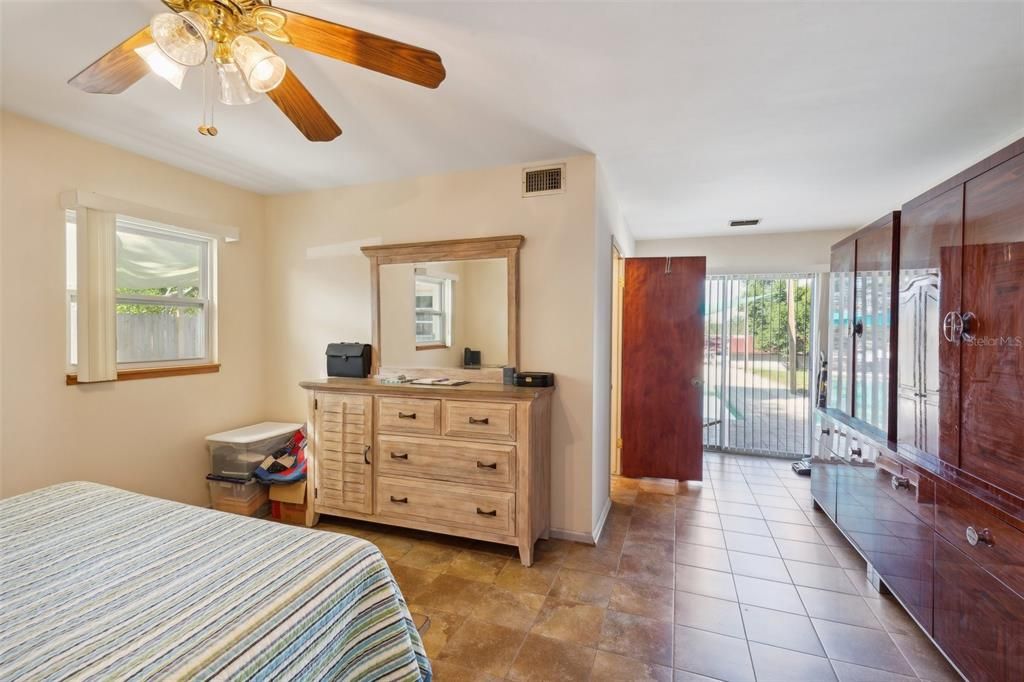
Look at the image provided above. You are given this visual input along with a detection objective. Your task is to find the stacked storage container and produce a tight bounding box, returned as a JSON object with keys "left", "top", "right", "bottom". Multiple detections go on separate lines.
{"left": 205, "top": 422, "right": 302, "bottom": 517}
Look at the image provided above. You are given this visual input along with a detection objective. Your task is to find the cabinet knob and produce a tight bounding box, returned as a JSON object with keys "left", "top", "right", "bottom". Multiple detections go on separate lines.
{"left": 891, "top": 475, "right": 910, "bottom": 491}
{"left": 821, "top": 427, "right": 831, "bottom": 436}
{"left": 390, "top": 452, "right": 409, "bottom": 460}
{"left": 850, "top": 447, "right": 862, "bottom": 458}
{"left": 390, "top": 496, "right": 408, "bottom": 504}
{"left": 468, "top": 417, "right": 490, "bottom": 425}
{"left": 398, "top": 412, "right": 416, "bottom": 420}
{"left": 966, "top": 526, "right": 994, "bottom": 547}
{"left": 961, "top": 311, "right": 978, "bottom": 342}
{"left": 853, "top": 320, "right": 864, "bottom": 337}
{"left": 476, "top": 508, "right": 498, "bottom": 516}
{"left": 476, "top": 461, "right": 498, "bottom": 469}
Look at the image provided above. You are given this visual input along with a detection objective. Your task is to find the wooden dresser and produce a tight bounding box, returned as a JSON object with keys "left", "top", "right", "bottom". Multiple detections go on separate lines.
{"left": 300, "top": 378, "right": 553, "bottom": 566}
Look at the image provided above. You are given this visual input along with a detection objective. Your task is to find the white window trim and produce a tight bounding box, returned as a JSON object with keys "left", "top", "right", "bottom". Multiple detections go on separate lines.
{"left": 66, "top": 210, "right": 219, "bottom": 373}
{"left": 414, "top": 274, "right": 453, "bottom": 348}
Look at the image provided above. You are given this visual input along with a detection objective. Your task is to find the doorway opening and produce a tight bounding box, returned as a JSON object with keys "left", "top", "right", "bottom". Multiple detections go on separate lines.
{"left": 703, "top": 273, "right": 818, "bottom": 457}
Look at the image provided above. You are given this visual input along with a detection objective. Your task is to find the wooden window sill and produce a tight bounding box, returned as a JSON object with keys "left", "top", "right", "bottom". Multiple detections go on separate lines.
{"left": 66, "top": 363, "right": 220, "bottom": 385}
{"left": 416, "top": 344, "right": 448, "bottom": 351}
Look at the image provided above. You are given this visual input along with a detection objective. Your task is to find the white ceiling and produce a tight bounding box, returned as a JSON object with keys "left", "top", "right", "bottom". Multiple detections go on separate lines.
{"left": 2, "top": 1, "right": 1022, "bottom": 238}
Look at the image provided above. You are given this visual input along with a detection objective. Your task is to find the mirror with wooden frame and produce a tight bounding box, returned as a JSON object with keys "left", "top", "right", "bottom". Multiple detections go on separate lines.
{"left": 362, "top": 235, "right": 522, "bottom": 383}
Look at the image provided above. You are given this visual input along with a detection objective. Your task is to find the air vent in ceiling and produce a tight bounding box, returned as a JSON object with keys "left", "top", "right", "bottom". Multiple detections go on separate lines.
{"left": 729, "top": 218, "right": 761, "bottom": 227}
{"left": 522, "top": 163, "right": 565, "bottom": 197}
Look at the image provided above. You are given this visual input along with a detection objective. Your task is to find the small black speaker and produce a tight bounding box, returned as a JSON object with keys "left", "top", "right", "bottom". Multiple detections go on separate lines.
{"left": 514, "top": 372, "right": 554, "bottom": 388}
{"left": 502, "top": 367, "right": 517, "bottom": 385}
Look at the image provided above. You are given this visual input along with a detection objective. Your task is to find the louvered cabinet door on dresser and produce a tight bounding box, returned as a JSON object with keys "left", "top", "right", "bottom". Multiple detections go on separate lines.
{"left": 313, "top": 393, "right": 374, "bottom": 515}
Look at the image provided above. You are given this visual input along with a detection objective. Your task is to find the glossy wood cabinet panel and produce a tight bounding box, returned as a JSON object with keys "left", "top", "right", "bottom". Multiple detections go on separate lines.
{"left": 959, "top": 153, "right": 1024, "bottom": 495}
{"left": 934, "top": 480, "right": 1024, "bottom": 599}
{"left": 934, "top": 534, "right": 1024, "bottom": 682}
{"left": 897, "top": 186, "right": 964, "bottom": 466}
{"left": 834, "top": 435, "right": 934, "bottom": 632}
{"left": 854, "top": 220, "right": 897, "bottom": 435}
{"left": 828, "top": 242, "right": 856, "bottom": 415}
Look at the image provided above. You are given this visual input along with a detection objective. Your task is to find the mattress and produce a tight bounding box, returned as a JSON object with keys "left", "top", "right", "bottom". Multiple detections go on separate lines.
{"left": 0, "top": 481, "right": 431, "bottom": 681}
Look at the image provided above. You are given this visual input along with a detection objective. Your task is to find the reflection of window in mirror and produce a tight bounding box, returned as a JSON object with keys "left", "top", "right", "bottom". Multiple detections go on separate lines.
{"left": 415, "top": 272, "right": 453, "bottom": 350}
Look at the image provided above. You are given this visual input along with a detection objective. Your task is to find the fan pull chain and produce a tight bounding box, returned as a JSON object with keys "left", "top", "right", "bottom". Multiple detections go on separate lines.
{"left": 198, "top": 61, "right": 218, "bottom": 137}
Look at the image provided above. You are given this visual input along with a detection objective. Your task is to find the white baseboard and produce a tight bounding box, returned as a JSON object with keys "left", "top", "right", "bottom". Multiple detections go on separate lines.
{"left": 548, "top": 496, "right": 612, "bottom": 546}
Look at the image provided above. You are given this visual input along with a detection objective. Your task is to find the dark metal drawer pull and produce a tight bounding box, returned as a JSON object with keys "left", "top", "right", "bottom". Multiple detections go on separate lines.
{"left": 850, "top": 447, "right": 862, "bottom": 457}
{"left": 891, "top": 475, "right": 910, "bottom": 491}
{"left": 966, "top": 526, "right": 994, "bottom": 547}
{"left": 391, "top": 452, "right": 409, "bottom": 460}
{"left": 476, "top": 461, "right": 497, "bottom": 469}
{"left": 821, "top": 427, "right": 831, "bottom": 436}
{"left": 390, "top": 496, "right": 408, "bottom": 504}
{"left": 363, "top": 444, "right": 371, "bottom": 464}
{"left": 398, "top": 412, "right": 416, "bottom": 419}
{"left": 468, "top": 417, "right": 490, "bottom": 425}
{"left": 476, "top": 508, "right": 497, "bottom": 516}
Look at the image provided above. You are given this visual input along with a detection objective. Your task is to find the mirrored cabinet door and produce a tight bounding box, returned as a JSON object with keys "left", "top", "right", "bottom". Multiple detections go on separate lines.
{"left": 828, "top": 241, "right": 855, "bottom": 414}
{"left": 853, "top": 222, "right": 895, "bottom": 434}
{"left": 897, "top": 186, "right": 963, "bottom": 465}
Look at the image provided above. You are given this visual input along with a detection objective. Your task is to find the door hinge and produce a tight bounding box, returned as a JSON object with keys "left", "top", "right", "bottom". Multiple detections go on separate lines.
{"left": 619, "top": 277, "right": 625, "bottom": 289}
{"left": 616, "top": 437, "right": 623, "bottom": 449}
{"left": 314, "top": 398, "right": 318, "bottom": 411}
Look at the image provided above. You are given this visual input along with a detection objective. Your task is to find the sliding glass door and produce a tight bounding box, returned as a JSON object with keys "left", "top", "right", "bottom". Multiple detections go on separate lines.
{"left": 703, "top": 274, "right": 818, "bottom": 457}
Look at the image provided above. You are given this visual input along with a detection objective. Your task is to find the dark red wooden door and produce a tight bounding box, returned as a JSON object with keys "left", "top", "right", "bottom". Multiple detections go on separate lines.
{"left": 621, "top": 257, "right": 706, "bottom": 481}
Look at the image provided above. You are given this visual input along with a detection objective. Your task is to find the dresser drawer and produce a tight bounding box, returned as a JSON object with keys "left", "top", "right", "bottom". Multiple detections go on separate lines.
{"left": 377, "top": 435, "right": 515, "bottom": 489}
{"left": 444, "top": 401, "right": 516, "bottom": 440}
{"left": 935, "top": 481, "right": 1024, "bottom": 598}
{"left": 376, "top": 476, "right": 515, "bottom": 536}
{"left": 377, "top": 397, "right": 441, "bottom": 435}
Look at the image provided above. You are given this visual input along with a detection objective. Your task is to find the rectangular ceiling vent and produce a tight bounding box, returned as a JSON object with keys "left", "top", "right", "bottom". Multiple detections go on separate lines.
{"left": 522, "top": 164, "right": 565, "bottom": 197}
{"left": 729, "top": 218, "right": 761, "bottom": 228}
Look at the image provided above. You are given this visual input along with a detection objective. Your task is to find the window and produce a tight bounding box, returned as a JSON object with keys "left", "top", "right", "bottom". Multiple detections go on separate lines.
{"left": 414, "top": 274, "right": 452, "bottom": 348}
{"left": 67, "top": 211, "right": 216, "bottom": 370}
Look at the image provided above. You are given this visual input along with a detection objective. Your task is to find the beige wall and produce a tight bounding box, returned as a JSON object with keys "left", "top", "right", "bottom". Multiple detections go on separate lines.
{"left": 635, "top": 228, "right": 855, "bottom": 274}
{"left": 0, "top": 112, "right": 268, "bottom": 506}
{"left": 263, "top": 155, "right": 603, "bottom": 536}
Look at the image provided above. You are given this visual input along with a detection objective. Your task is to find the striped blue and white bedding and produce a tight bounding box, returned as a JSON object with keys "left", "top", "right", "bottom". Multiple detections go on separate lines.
{"left": 0, "top": 481, "right": 430, "bottom": 681}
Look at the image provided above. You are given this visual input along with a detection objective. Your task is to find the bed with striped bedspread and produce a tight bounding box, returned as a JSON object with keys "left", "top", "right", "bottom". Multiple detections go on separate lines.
{"left": 0, "top": 481, "right": 431, "bottom": 681}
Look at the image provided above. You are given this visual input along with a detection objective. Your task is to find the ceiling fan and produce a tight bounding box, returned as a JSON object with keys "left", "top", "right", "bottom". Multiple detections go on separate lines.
{"left": 68, "top": 0, "right": 446, "bottom": 141}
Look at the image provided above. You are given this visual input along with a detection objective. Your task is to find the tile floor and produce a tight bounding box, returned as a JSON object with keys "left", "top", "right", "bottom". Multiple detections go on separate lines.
{"left": 316, "top": 453, "right": 962, "bottom": 681}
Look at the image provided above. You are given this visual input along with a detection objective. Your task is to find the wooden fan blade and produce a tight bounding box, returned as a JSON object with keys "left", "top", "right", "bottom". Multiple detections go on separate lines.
{"left": 68, "top": 27, "right": 153, "bottom": 94}
{"left": 267, "top": 69, "right": 343, "bottom": 142}
{"left": 275, "top": 7, "right": 446, "bottom": 89}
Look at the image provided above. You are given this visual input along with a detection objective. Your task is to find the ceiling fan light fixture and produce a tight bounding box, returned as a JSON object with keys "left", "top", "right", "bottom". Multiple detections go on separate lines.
{"left": 134, "top": 43, "right": 188, "bottom": 89}
{"left": 231, "top": 35, "right": 286, "bottom": 93}
{"left": 217, "top": 63, "right": 263, "bottom": 105}
{"left": 150, "top": 11, "right": 209, "bottom": 67}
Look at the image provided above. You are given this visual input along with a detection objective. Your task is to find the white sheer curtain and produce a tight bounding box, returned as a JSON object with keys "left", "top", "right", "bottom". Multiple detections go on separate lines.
{"left": 75, "top": 207, "right": 117, "bottom": 382}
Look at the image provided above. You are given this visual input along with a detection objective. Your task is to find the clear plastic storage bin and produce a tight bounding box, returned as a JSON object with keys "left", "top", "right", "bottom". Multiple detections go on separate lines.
{"left": 207, "top": 477, "right": 269, "bottom": 517}
{"left": 206, "top": 421, "right": 302, "bottom": 481}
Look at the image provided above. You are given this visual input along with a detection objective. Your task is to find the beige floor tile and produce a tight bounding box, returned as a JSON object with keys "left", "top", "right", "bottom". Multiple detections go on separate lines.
{"left": 549, "top": 568, "right": 616, "bottom": 607}
{"left": 444, "top": 550, "right": 508, "bottom": 583}
{"left": 598, "top": 610, "right": 674, "bottom": 666}
{"left": 397, "top": 542, "right": 463, "bottom": 572}
{"left": 436, "top": 618, "right": 527, "bottom": 678}
{"left": 609, "top": 580, "right": 675, "bottom": 623}
{"left": 507, "top": 633, "right": 597, "bottom": 681}
{"left": 590, "top": 650, "right": 673, "bottom": 682}
{"left": 492, "top": 561, "right": 559, "bottom": 595}
{"left": 530, "top": 596, "right": 606, "bottom": 646}
{"left": 467, "top": 585, "right": 547, "bottom": 631}
{"left": 428, "top": 660, "right": 502, "bottom": 681}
